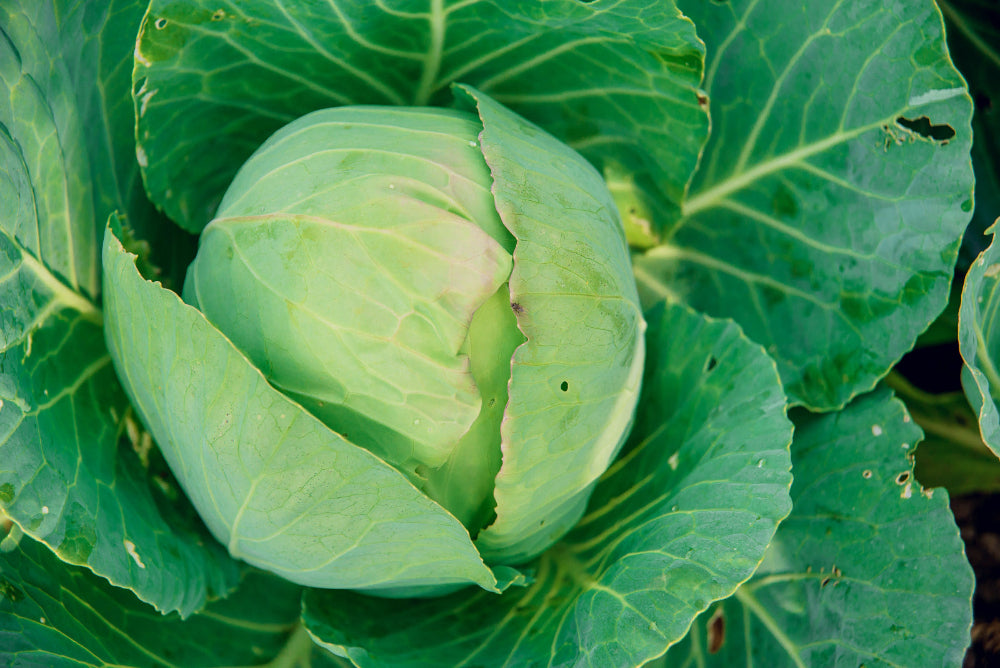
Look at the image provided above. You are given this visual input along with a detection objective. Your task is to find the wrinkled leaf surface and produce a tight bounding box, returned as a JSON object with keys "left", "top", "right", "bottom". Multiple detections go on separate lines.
{"left": 960, "top": 233, "right": 1000, "bottom": 457}
{"left": 103, "top": 227, "right": 499, "bottom": 594}
{"left": 636, "top": 0, "right": 974, "bottom": 410}
{"left": 0, "top": 0, "right": 238, "bottom": 617}
{"left": 0, "top": 535, "right": 344, "bottom": 667}
{"left": 133, "top": 0, "right": 706, "bottom": 233}
{"left": 302, "top": 302, "right": 792, "bottom": 668}
{"left": 661, "top": 389, "right": 972, "bottom": 667}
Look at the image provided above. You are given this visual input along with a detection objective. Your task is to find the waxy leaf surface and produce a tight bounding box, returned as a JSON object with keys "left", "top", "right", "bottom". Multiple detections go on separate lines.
{"left": 0, "top": 535, "right": 345, "bottom": 667}
{"left": 939, "top": 0, "right": 1000, "bottom": 266}
{"left": 133, "top": 0, "right": 706, "bottom": 234}
{"left": 459, "top": 86, "right": 646, "bottom": 563}
{"left": 635, "top": 0, "right": 974, "bottom": 410}
{"left": 103, "top": 227, "right": 500, "bottom": 595}
{"left": 661, "top": 389, "right": 972, "bottom": 667}
{"left": 0, "top": 0, "right": 238, "bottom": 617}
{"left": 302, "top": 302, "right": 793, "bottom": 668}
{"left": 960, "top": 233, "right": 1000, "bottom": 457}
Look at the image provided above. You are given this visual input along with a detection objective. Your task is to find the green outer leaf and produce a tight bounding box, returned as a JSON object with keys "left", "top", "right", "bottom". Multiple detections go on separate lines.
{"left": 660, "top": 389, "right": 973, "bottom": 668}
{"left": 102, "top": 226, "right": 499, "bottom": 595}
{"left": 0, "top": 534, "right": 343, "bottom": 668}
{"left": 959, "top": 232, "right": 1000, "bottom": 457}
{"left": 635, "top": 0, "right": 974, "bottom": 410}
{"left": 51, "top": 0, "right": 190, "bottom": 281}
{"left": 938, "top": 0, "right": 1000, "bottom": 269}
{"left": 302, "top": 302, "right": 793, "bottom": 668}
{"left": 457, "top": 86, "right": 646, "bottom": 564}
{"left": 0, "top": 1, "right": 239, "bottom": 616}
{"left": 132, "top": 0, "right": 705, "bottom": 233}
{"left": 0, "top": 291, "right": 238, "bottom": 618}
{"left": 886, "top": 372, "right": 1000, "bottom": 495}
{"left": 0, "top": 2, "right": 98, "bottom": 298}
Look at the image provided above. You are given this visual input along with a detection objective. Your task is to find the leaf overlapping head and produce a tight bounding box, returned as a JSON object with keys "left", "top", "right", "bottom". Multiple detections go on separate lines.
{"left": 103, "top": 86, "right": 645, "bottom": 595}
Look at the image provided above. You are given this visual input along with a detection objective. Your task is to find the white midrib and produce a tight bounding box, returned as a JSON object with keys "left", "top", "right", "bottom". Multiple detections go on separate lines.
{"left": 18, "top": 249, "right": 102, "bottom": 324}
{"left": 735, "top": 588, "right": 808, "bottom": 668}
{"left": 681, "top": 119, "right": 886, "bottom": 217}
{"left": 731, "top": 17, "right": 836, "bottom": 175}
{"left": 29, "top": 355, "right": 111, "bottom": 413}
{"left": 228, "top": 476, "right": 262, "bottom": 557}
{"left": 414, "top": 0, "right": 446, "bottom": 106}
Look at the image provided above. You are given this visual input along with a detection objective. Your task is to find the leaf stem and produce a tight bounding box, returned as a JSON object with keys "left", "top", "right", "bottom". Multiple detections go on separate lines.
{"left": 266, "top": 624, "right": 317, "bottom": 668}
{"left": 20, "top": 250, "right": 102, "bottom": 324}
{"left": 1, "top": 522, "right": 23, "bottom": 552}
{"left": 937, "top": 0, "right": 1000, "bottom": 69}
{"left": 414, "top": 0, "right": 445, "bottom": 105}
{"left": 884, "top": 371, "right": 987, "bottom": 452}
{"left": 734, "top": 588, "right": 806, "bottom": 668}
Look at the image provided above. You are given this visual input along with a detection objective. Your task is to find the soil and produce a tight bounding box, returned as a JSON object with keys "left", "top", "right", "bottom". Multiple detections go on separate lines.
{"left": 955, "top": 493, "right": 1000, "bottom": 667}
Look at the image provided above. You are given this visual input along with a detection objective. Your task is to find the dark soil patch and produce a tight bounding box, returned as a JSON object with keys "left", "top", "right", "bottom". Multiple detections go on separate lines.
{"left": 954, "top": 493, "right": 1000, "bottom": 667}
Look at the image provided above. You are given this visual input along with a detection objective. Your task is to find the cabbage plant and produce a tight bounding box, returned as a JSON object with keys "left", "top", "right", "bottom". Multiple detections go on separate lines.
{"left": 0, "top": 0, "right": 978, "bottom": 666}
{"left": 109, "top": 93, "right": 647, "bottom": 594}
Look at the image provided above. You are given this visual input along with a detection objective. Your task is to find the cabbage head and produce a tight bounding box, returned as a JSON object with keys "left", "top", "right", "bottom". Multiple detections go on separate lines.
{"left": 103, "top": 87, "right": 645, "bottom": 596}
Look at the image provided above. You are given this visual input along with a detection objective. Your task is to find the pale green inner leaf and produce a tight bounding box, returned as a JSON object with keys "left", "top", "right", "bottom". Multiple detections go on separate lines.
{"left": 184, "top": 106, "right": 523, "bottom": 530}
